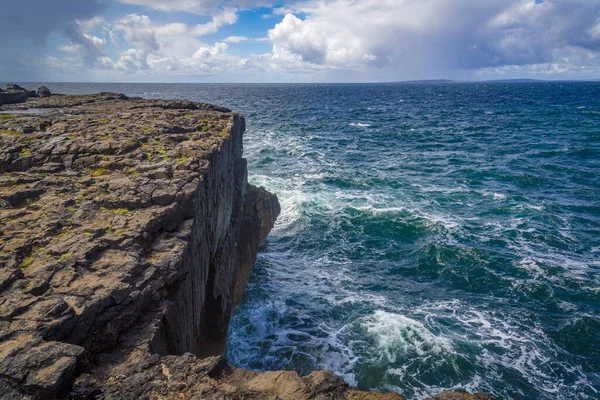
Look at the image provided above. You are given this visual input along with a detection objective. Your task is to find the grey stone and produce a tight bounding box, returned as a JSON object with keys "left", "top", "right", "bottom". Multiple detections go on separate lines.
{"left": 38, "top": 86, "right": 52, "bottom": 98}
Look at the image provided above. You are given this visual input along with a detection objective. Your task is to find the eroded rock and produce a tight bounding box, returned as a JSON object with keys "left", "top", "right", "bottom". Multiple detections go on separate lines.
{"left": 38, "top": 86, "right": 52, "bottom": 98}
{"left": 0, "top": 93, "right": 282, "bottom": 399}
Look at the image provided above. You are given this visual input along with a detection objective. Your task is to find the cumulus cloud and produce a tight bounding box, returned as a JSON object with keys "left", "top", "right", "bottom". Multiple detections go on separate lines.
{"left": 266, "top": 0, "right": 600, "bottom": 78}
{"left": 103, "top": 12, "right": 243, "bottom": 73}
{"left": 113, "top": 14, "right": 161, "bottom": 55}
{"left": 268, "top": 13, "right": 378, "bottom": 68}
{"left": 63, "top": 17, "right": 109, "bottom": 66}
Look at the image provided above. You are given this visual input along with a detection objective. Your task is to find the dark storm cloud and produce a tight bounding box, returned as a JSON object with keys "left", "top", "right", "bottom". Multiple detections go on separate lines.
{"left": 0, "top": 0, "right": 106, "bottom": 45}
{"left": 0, "top": 0, "right": 106, "bottom": 80}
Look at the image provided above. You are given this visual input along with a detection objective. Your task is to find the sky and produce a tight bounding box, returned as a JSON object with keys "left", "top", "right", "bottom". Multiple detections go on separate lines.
{"left": 1, "top": 0, "right": 600, "bottom": 82}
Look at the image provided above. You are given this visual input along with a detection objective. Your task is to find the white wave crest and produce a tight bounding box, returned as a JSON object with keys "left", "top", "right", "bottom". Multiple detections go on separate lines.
{"left": 362, "top": 310, "right": 453, "bottom": 362}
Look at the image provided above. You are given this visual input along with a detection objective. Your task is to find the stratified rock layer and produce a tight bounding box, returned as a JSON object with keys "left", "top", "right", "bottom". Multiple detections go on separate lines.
{"left": 0, "top": 93, "right": 283, "bottom": 399}
{"left": 0, "top": 92, "right": 493, "bottom": 400}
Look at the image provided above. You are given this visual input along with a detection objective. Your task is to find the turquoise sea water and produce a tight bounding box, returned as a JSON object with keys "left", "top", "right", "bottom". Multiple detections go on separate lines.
{"left": 33, "top": 82, "right": 600, "bottom": 399}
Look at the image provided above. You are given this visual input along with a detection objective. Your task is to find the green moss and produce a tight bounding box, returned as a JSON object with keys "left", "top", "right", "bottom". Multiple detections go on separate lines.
{"left": 0, "top": 115, "right": 18, "bottom": 120}
{"left": 201, "top": 126, "right": 210, "bottom": 132}
{"left": 91, "top": 167, "right": 107, "bottom": 177}
{"left": 19, "top": 147, "right": 31, "bottom": 157}
{"left": 143, "top": 126, "right": 153, "bottom": 133}
{"left": 21, "top": 256, "right": 34, "bottom": 268}
{"left": 83, "top": 232, "right": 93, "bottom": 237}
{"left": 175, "top": 157, "right": 188, "bottom": 166}
{"left": 0, "top": 129, "right": 20, "bottom": 136}
{"left": 25, "top": 196, "right": 39, "bottom": 206}
{"left": 126, "top": 167, "right": 140, "bottom": 176}
{"left": 220, "top": 128, "right": 230, "bottom": 138}
{"left": 101, "top": 207, "right": 131, "bottom": 215}
{"left": 60, "top": 253, "right": 73, "bottom": 260}
{"left": 184, "top": 113, "right": 194, "bottom": 119}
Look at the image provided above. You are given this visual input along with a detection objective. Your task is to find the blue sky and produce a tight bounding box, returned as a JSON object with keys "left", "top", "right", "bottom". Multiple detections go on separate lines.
{"left": 1, "top": 0, "right": 600, "bottom": 82}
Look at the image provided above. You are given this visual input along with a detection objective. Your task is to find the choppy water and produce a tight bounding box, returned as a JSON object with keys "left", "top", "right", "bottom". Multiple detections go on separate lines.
{"left": 31, "top": 82, "right": 600, "bottom": 399}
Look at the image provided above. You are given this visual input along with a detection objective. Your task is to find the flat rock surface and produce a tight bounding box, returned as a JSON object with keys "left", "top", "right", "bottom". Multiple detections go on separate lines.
{"left": 1, "top": 93, "right": 232, "bottom": 277}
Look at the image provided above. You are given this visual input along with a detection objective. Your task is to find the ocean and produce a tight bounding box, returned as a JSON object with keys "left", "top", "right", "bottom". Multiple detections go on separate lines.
{"left": 25, "top": 82, "right": 600, "bottom": 399}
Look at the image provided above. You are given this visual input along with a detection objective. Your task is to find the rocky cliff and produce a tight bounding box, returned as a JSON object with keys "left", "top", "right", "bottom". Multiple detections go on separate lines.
{"left": 0, "top": 91, "right": 492, "bottom": 400}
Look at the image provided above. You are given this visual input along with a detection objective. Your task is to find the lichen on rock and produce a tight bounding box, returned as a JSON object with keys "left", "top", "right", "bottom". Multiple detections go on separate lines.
{"left": 0, "top": 92, "right": 284, "bottom": 399}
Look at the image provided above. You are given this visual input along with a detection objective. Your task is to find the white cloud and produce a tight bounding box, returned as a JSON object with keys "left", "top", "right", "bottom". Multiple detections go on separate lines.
{"left": 113, "top": 14, "right": 160, "bottom": 54}
{"left": 264, "top": 0, "right": 600, "bottom": 79}
{"left": 193, "top": 42, "right": 229, "bottom": 58}
{"left": 223, "top": 35, "right": 248, "bottom": 43}
{"left": 28, "top": 0, "right": 600, "bottom": 81}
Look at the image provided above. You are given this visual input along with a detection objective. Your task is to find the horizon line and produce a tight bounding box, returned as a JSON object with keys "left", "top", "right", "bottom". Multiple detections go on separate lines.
{"left": 3, "top": 78, "right": 600, "bottom": 85}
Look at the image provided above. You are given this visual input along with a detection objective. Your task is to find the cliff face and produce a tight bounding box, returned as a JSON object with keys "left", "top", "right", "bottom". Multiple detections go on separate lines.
{"left": 0, "top": 93, "right": 285, "bottom": 399}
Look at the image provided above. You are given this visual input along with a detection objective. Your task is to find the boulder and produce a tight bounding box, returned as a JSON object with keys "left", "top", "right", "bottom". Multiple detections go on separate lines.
{"left": 0, "top": 90, "right": 29, "bottom": 105}
{"left": 38, "top": 86, "right": 52, "bottom": 98}
{"left": 1, "top": 84, "right": 35, "bottom": 104}
{"left": 6, "top": 84, "right": 26, "bottom": 92}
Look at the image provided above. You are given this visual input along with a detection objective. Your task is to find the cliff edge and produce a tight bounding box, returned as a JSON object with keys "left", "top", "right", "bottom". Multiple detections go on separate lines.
{"left": 0, "top": 91, "right": 492, "bottom": 400}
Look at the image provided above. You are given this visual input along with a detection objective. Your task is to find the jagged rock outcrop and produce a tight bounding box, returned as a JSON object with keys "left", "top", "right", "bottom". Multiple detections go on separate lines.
{"left": 0, "top": 93, "right": 493, "bottom": 400}
{"left": 0, "top": 90, "right": 29, "bottom": 106}
{"left": 0, "top": 84, "right": 45, "bottom": 106}
{"left": 5, "top": 84, "right": 27, "bottom": 92}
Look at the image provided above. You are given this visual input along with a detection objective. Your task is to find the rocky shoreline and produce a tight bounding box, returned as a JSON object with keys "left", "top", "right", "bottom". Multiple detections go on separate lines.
{"left": 0, "top": 87, "right": 492, "bottom": 400}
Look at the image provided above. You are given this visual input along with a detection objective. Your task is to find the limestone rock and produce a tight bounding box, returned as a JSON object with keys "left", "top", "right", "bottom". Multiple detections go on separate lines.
{"left": 0, "top": 84, "right": 38, "bottom": 105}
{"left": 0, "top": 93, "right": 282, "bottom": 398}
{"left": 0, "top": 90, "right": 29, "bottom": 105}
{"left": 38, "top": 86, "right": 52, "bottom": 98}
{"left": 5, "top": 84, "right": 27, "bottom": 92}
